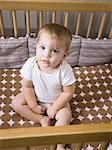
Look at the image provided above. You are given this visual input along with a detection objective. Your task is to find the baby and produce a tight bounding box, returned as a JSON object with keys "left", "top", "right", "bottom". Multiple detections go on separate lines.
{"left": 12, "top": 23, "right": 76, "bottom": 150}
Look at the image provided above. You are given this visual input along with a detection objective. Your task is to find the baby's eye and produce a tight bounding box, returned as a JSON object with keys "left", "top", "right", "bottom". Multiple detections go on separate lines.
{"left": 40, "top": 46, "right": 45, "bottom": 50}
{"left": 52, "top": 49, "right": 58, "bottom": 54}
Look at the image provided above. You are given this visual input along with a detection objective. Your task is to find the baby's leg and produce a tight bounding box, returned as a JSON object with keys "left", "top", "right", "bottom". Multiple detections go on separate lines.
{"left": 55, "top": 103, "right": 72, "bottom": 126}
{"left": 55, "top": 104, "right": 72, "bottom": 150}
{"left": 11, "top": 92, "right": 49, "bottom": 125}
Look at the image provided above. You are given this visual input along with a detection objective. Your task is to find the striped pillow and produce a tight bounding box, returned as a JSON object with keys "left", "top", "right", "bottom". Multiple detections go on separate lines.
{"left": 28, "top": 36, "right": 81, "bottom": 67}
{"left": 28, "top": 37, "right": 36, "bottom": 58}
{"left": 78, "top": 38, "right": 112, "bottom": 66}
{"left": 66, "top": 36, "right": 81, "bottom": 66}
{"left": 0, "top": 37, "right": 28, "bottom": 68}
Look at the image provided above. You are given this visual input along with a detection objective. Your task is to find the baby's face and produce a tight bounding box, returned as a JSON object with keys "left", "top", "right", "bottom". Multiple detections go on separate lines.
{"left": 36, "top": 32, "right": 68, "bottom": 71}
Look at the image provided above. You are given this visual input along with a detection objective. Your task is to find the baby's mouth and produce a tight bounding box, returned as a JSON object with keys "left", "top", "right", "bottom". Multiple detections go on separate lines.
{"left": 42, "top": 59, "right": 49, "bottom": 64}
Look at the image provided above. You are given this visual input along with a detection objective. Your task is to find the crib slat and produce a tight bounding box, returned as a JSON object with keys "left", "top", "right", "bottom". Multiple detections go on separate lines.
{"left": 64, "top": 12, "right": 68, "bottom": 27}
{"left": 49, "top": 145, "right": 56, "bottom": 150}
{"left": 0, "top": 10, "right": 5, "bottom": 37}
{"left": 26, "top": 146, "right": 30, "bottom": 150}
{"left": 39, "top": 11, "right": 43, "bottom": 29}
{"left": 25, "top": 11, "right": 30, "bottom": 35}
{"left": 75, "top": 12, "right": 81, "bottom": 36}
{"left": 99, "top": 141, "right": 109, "bottom": 150}
{"left": 109, "top": 25, "right": 112, "bottom": 39}
{"left": 12, "top": 10, "right": 18, "bottom": 38}
{"left": 52, "top": 11, "right": 56, "bottom": 23}
{"left": 86, "top": 13, "right": 94, "bottom": 38}
{"left": 75, "top": 143, "right": 83, "bottom": 150}
{"left": 71, "top": 143, "right": 83, "bottom": 150}
{"left": 97, "top": 13, "right": 107, "bottom": 39}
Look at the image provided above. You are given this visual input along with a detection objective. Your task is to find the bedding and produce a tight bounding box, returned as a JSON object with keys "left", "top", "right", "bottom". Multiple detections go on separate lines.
{"left": 78, "top": 38, "right": 112, "bottom": 66}
{"left": 0, "top": 37, "right": 28, "bottom": 68}
{"left": 1, "top": 64, "right": 111, "bottom": 129}
{"left": 1, "top": 36, "right": 112, "bottom": 69}
{"left": 0, "top": 37, "right": 112, "bottom": 149}
{"left": 0, "top": 64, "right": 112, "bottom": 149}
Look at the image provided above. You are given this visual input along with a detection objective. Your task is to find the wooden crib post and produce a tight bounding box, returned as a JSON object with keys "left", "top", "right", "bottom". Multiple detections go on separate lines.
{"left": 64, "top": 12, "right": 68, "bottom": 27}
{"left": 99, "top": 141, "right": 109, "bottom": 150}
{"left": 86, "top": 13, "right": 94, "bottom": 38}
{"left": 49, "top": 145, "right": 56, "bottom": 150}
{"left": 0, "top": 10, "right": 5, "bottom": 37}
{"left": 25, "top": 11, "right": 30, "bottom": 35}
{"left": 75, "top": 12, "right": 81, "bottom": 36}
{"left": 26, "top": 146, "right": 30, "bottom": 150}
{"left": 71, "top": 143, "right": 83, "bottom": 150}
{"left": 52, "top": 11, "right": 56, "bottom": 23}
{"left": 109, "top": 25, "right": 112, "bottom": 39}
{"left": 12, "top": 10, "right": 18, "bottom": 38}
{"left": 97, "top": 13, "right": 107, "bottom": 39}
{"left": 39, "top": 11, "right": 43, "bottom": 29}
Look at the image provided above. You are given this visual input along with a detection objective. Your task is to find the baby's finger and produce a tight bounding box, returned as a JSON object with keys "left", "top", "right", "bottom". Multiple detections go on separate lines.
{"left": 48, "top": 114, "right": 54, "bottom": 119}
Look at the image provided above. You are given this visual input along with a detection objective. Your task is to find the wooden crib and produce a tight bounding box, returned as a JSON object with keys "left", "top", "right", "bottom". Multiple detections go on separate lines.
{"left": 0, "top": 0, "right": 112, "bottom": 39}
{"left": 0, "top": 0, "right": 112, "bottom": 150}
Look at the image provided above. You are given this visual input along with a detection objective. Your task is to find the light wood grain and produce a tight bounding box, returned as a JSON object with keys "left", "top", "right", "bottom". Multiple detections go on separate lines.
{"left": 0, "top": 123, "right": 112, "bottom": 148}
{"left": 0, "top": 0, "right": 112, "bottom": 11}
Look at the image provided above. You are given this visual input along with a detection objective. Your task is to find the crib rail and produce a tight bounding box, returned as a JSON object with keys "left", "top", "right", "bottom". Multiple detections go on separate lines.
{"left": 0, "top": 0, "right": 112, "bottom": 38}
{"left": 0, "top": 0, "right": 112, "bottom": 11}
{"left": 0, "top": 123, "right": 112, "bottom": 149}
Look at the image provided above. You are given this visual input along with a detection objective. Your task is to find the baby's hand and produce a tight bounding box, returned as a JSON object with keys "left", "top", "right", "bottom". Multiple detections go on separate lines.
{"left": 33, "top": 105, "right": 46, "bottom": 114}
{"left": 47, "top": 106, "right": 57, "bottom": 119}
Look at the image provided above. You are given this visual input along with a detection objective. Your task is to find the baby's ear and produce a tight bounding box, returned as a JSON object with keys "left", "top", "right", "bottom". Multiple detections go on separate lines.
{"left": 63, "top": 51, "right": 68, "bottom": 59}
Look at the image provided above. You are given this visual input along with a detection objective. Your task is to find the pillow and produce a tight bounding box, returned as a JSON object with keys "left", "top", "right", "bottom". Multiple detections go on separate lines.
{"left": 28, "top": 35, "right": 81, "bottom": 66}
{"left": 66, "top": 36, "right": 81, "bottom": 66}
{"left": 78, "top": 38, "right": 112, "bottom": 66}
{"left": 0, "top": 37, "right": 28, "bottom": 68}
{"left": 28, "top": 37, "right": 36, "bottom": 58}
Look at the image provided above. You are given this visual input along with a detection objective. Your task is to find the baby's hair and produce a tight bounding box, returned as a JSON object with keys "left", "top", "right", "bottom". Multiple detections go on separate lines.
{"left": 37, "top": 23, "right": 72, "bottom": 50}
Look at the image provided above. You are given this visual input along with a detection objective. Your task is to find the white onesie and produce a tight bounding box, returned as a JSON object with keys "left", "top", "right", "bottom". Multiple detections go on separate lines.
{"left": 20, "top": 57, "right": 76, "bottom": 104}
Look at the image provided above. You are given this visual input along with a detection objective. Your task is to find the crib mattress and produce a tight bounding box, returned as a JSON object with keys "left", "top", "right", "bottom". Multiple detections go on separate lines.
{"left": 0, "top": 63, "right": 112, "bottom": 128}
{"left": 0, "top": 63, "right": 112, "bottom": 149}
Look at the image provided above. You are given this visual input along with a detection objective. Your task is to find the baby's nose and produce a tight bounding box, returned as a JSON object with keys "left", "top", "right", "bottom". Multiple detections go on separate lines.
{"left": 44, "top": 50, "right": 51, "bottom": 58}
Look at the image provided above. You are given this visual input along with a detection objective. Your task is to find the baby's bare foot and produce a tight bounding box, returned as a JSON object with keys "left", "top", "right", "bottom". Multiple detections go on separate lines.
{"left": 40, "top": 116, "right": 51, "bottom": 127}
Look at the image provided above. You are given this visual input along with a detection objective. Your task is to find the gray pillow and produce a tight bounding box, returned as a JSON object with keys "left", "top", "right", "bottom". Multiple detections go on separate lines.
{"left": 66, "top": 36, "right": 81, "bottom": 66}
{"left": 78, "top": 38, "right": 112, "bottom": 66}
{"left": 0, "top": 37, "right": 28, "bottom": 68}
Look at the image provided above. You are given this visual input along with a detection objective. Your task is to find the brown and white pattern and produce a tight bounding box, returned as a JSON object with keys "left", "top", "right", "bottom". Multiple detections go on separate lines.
{"left": 71, "top": 64, "right": 112, "bottom": 125}
{"left": 0, "top": 64, "right": 112, "bottom": 149}
{"left": 0, "top": 69, "right": 40, "bottom": 128}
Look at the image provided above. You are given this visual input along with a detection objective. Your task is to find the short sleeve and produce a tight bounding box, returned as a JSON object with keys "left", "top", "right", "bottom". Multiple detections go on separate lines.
{"left": 61, "top": 61, "right": 76, "bottom": 86}
{"left": 20, "top": 57, "right": 33, "bottom": 80}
